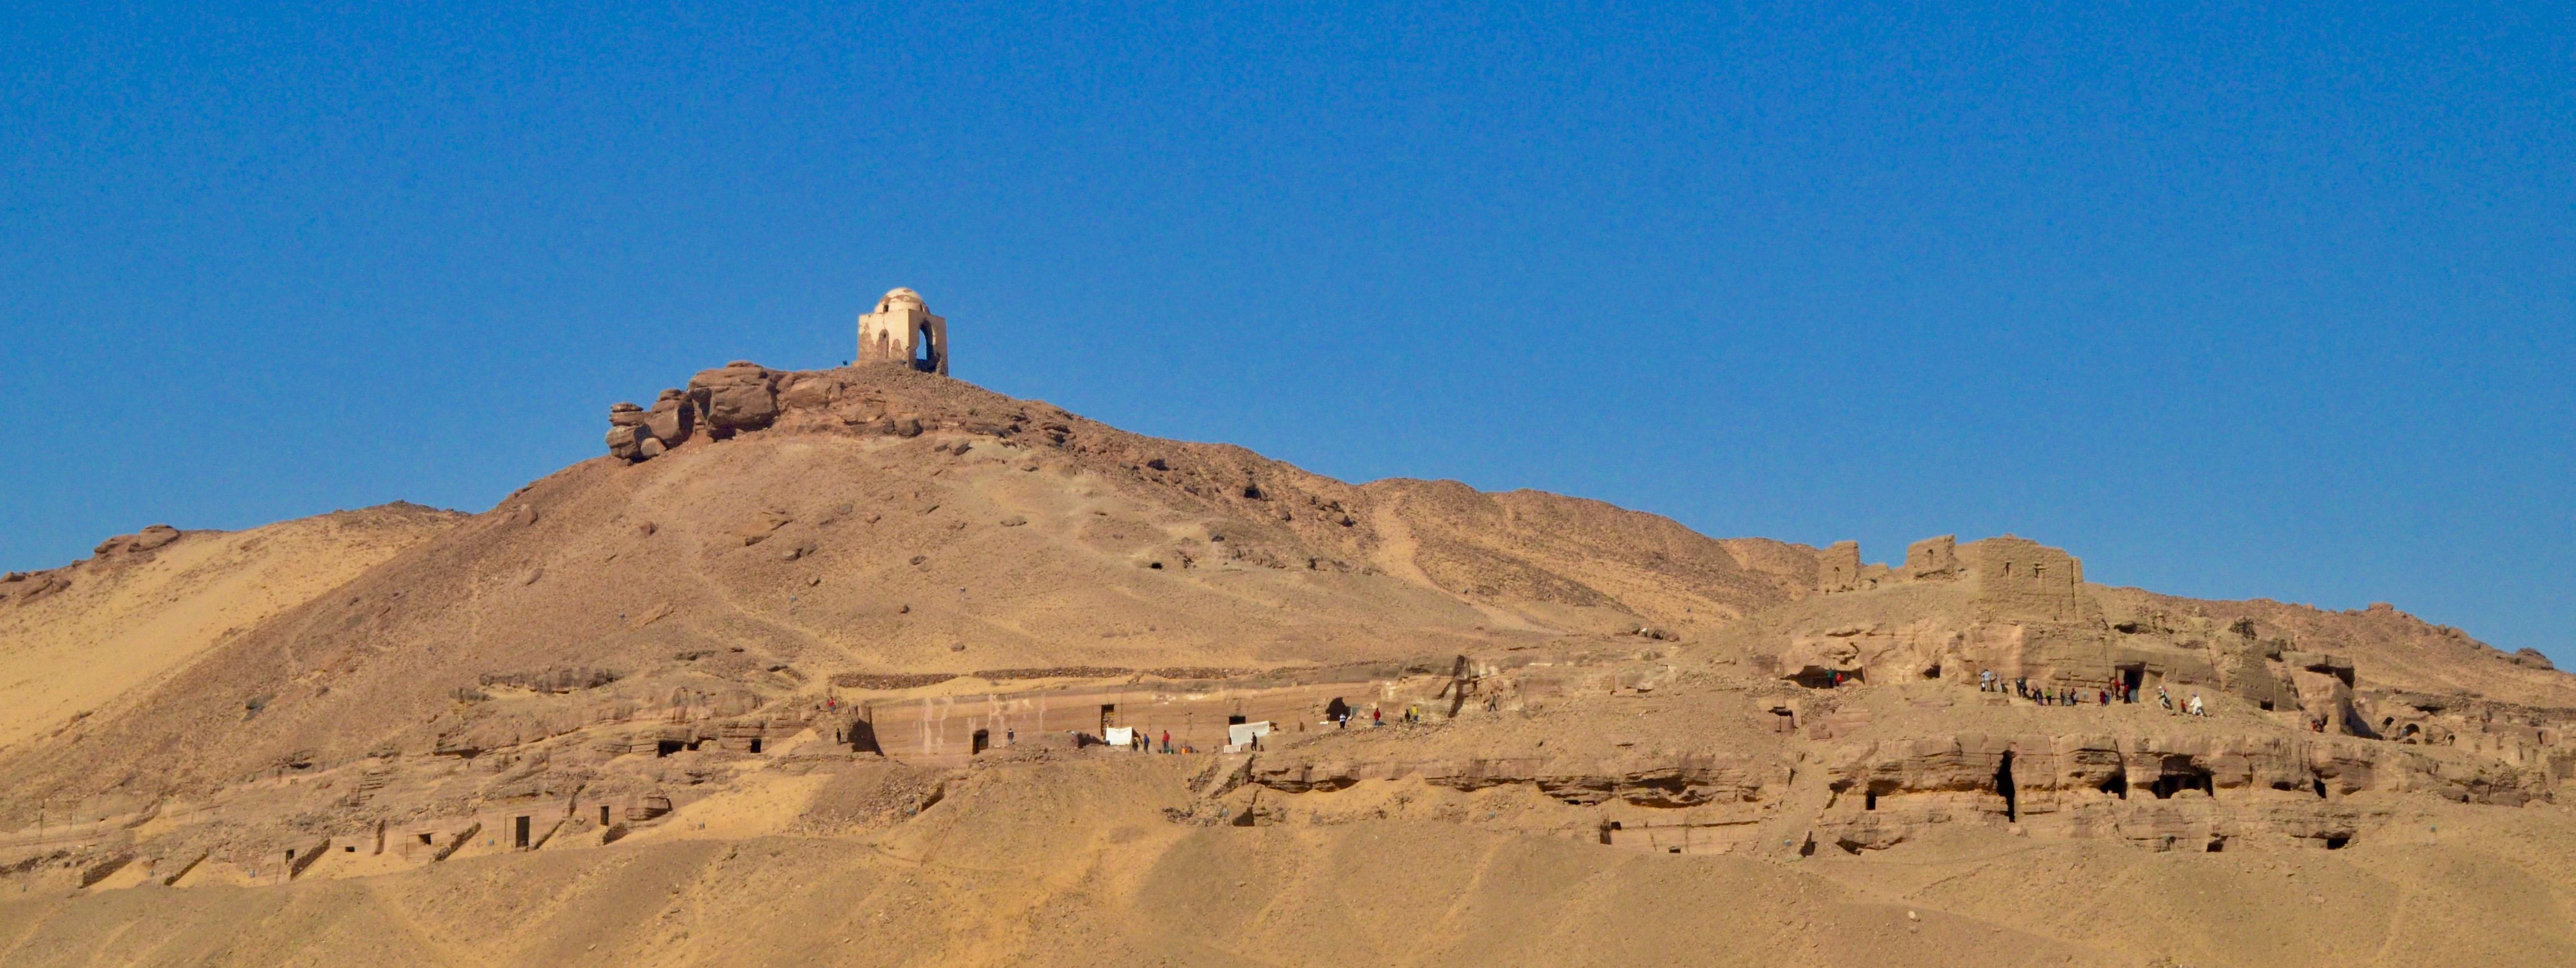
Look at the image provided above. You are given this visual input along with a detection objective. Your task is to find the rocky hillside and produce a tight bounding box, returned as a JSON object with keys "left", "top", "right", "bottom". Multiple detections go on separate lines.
{"left": 6, "top": 362, "right": 2576, "bottom": 968}
{"left": 0, "top": 363, "right": 1816, "bottom": 820}
{"left": 0, "top": 504, "right": 461, "bottom": 750}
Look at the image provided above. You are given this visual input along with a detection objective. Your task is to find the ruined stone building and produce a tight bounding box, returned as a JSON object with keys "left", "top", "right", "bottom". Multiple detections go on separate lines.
{"left": 858, "top": 287, "right": 949, "bottom": 375}
{"left": 1789, "top": 534, "right": 2384, "bottom": 737}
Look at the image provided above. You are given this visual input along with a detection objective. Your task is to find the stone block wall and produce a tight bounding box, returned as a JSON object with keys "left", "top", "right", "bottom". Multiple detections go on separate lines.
{"left": 1960, "top": 535, "right": 2087, "bottom": 624}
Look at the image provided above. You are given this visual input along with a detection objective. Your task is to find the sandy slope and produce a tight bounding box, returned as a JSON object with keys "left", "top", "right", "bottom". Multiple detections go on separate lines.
{"left": 4, "top": 756, "right": 2571, "bottom": 967}
{"left": 0, "top": 504, "right": 461, "bottom": 751}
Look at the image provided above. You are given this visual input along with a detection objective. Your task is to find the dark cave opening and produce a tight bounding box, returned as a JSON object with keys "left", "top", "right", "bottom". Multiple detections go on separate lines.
{"left": 1995, "top": 751, "right": 2017, "bottom": 822}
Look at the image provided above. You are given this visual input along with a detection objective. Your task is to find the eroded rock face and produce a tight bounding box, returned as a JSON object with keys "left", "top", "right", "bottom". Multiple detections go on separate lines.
{"left": 1778, "top": 634, "right": 1866, "bottom": 686}
{"left": 601, "top": 359, "right": 1029, "bottom": 463}
{"left": 604, "top": 389, "right": 701, "bottom": 463}
{"left": 1199, "top": 613, "right": 2576, "bottom": 859}
{"left": 1765, "top": 540, "right": 2407, "bottom": 739}
{"left": 645, "top": 389, "right": 694, "bottom": 443}
{"left": 91, "top": 525, "right": 182, "bottom": 558}
{"left": 605, "top": 289, "right": 961, "bottom": 462}
{"left": 4, "top": 525, "right": 192, "bottom": 610}
{"left": 1806, "top": 730, "right": 2510, "bottom": 847}
{"left": 690, "top": 362, "right": 780, "bottom": 433}
{"left": 1238, "top": 708, "right": 2553, "bottom": 857}
{"left": 1250, "top": 749, "right": 1784, "bottom": 809}
{"left": 777, "top": 373, "right": 837, "bottom": 410}
{"left": 606, "top": 425, "right": 644, "bottom": 460}
{"left": 606, "top": 364, "right": 839, "bottom": 462}
{"left": 3, "top": 571, "right": 70, "bottom": 606}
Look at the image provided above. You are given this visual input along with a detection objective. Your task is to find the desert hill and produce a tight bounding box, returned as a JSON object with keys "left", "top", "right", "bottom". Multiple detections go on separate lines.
{"left": 0, "top": 364, "right": 1817, "bottom": 817}
{"left": 4, "top": 359, "right": 2575, "bottom": 967}
{"left": 0, "top": 504, "right": 461, "bottom": 751}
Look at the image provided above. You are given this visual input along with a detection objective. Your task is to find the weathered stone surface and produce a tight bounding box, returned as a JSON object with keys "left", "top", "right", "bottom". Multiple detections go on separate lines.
{"left": 7, "top": 573, "right": 69, "bottom": 606}
{"left": 642, "top": 404, "right": 690, "bottom": 446}
{"left": 621, "top": 388, "right": 699, "bottom": 458}
{"left": 1816, "top": 541, "right": 1863, "bottom": 593}
{"left": 778, "top": 374, "right": 838, "bottom": 410}
{"left": 1778, "top": 634, "right": 1865, "bottom": 686}
{"left": 1791, "top": 726, "right": 2526, "bottom": 850}
{"left": 689, "top": 363, "right": 779, "bottom": 433}
{"left": 1250, "top": 749, "right": 1785, "bottom": 809}
{"left": 1901, "top": 534, "right": 1959, "bottom": 580}
{"left": 606, "top": 425, "right": 644, "bottom": 460}
{"left": 89, "top": 525, "right": 183, "bottom": 558}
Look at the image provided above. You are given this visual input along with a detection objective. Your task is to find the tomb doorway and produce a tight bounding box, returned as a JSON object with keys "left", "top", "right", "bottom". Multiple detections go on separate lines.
{"left": 1994, "top": 751, "right": 2018, "bottom": 822}
{"left": 2150, "top": 757, "right": 2214, "bottom": 799}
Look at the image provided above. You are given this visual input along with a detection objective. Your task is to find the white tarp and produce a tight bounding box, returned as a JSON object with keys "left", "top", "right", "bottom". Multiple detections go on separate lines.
{"left": 1224, "top": 721, "right": 1273, "bottom": 752}
{"left": 1104, "top": 726, "right": 1134, "bottom": 747}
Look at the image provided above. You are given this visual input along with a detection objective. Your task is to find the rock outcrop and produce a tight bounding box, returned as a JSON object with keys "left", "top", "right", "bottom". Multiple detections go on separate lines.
{"left": 92, "top": 524, "right": 182, "bottom": 557}
{"left": 2, "top": 525, "right": 188, "bottom": 610}
{"left": 606, "top": 363, "right": 884, "bottom": 462}
{"left": 692, "top": 361, "right": 782, "bottom": 433}
{"left": 0, "top": 571, "right": 70, "bottom": 607}
{"left": 604, "top": 361, "right": 1023, "bottom": 465}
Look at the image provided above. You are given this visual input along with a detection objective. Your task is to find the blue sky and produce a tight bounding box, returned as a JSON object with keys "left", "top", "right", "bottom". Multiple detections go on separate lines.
{"left": 4, "top": 2, "right": 2570, "bottom": 659}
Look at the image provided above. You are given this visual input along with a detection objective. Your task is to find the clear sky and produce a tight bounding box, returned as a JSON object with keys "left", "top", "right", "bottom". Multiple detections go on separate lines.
{"left": 4, "top": 3, "right": 2570, "bottom": 660}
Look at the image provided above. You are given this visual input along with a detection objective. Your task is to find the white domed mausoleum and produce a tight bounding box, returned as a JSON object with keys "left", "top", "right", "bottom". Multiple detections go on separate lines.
{"left": 857, "top": 287, "right": 949, "bottom": 375}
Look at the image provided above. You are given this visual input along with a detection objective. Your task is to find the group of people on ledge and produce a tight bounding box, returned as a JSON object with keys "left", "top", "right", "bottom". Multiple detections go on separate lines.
{"left": 1976, "top": 669, "right": 2208, "bottom": 715}
{"left": 1323, "top": 700, "right": 1429, "bottom": 728}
